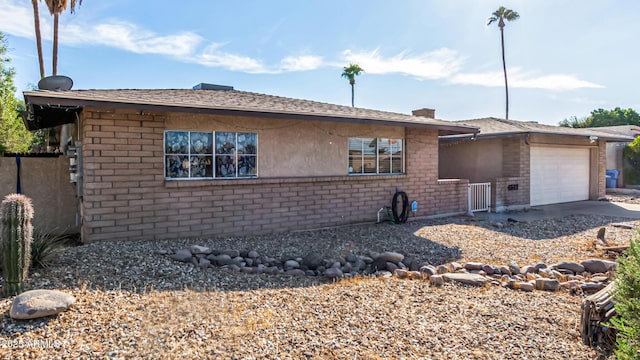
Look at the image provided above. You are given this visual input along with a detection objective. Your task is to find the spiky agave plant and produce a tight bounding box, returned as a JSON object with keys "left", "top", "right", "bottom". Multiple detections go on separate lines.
{"left": 1, "top": 194, "right": 34, "bottom": 297}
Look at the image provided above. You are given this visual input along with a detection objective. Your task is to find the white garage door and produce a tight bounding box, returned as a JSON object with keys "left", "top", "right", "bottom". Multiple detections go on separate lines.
{"left": 530, "top": 146, "right": 590, "bottom": 206}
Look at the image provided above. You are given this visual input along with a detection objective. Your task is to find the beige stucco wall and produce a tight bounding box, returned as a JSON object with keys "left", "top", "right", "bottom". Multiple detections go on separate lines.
{"left": 0, "top": 156, "right": 78, "bottom": 234}
{"left": 439, "top": 138, "right": 503, "bottom": 182}
{"left": 166, "top": 113, "right": 405, "bottom": 177}
{"left": 79, "top": 107, "right": 471, "bottom": 242}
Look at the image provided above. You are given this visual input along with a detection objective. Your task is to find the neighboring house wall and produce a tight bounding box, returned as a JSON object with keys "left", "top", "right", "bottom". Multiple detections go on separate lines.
{"left": 439, "top": 137, "right": 529, "bottom": 211}
{"left": 439, "top": 134, "right": 607, "bottom": 211}
{"left": 438, "top": 139, "right": 503, "bottom": 182}
{"left": 606, "top": 143, "right": 625, "bottom": 187}
{"left": 0, "top": 156, "right": 78, "bottom": 233}
{"left": 80, "top": 107, "right": 468, "bottom": 242}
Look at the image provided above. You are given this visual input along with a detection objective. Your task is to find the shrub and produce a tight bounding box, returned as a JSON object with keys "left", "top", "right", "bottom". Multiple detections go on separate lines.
{"left": 610, "top": 231, "right": 640, "bottom": 359}
{"left": 623, "top": 137, "right": 640, "bottom": 185}
{"left": 31, "top": 229, "right": 74, "bottom": 268}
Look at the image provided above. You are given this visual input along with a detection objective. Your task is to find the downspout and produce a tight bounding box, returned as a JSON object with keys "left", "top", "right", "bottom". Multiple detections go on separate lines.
{"left": 16, "top": 156, "right": 21, "bottom": 194}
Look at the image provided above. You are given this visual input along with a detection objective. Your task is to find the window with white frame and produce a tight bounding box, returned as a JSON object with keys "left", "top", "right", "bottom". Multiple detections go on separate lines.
{"left": 348, "top": 137, "right": 403, "bottom": 174}
{"left": 164, "top": 130, "right": 257, "bottom": 179}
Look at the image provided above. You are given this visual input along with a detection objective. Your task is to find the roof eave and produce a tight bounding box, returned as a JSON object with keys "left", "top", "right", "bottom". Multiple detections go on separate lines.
{"left": 441, "top": 130, "right": 633, "bottom": 142}
{"left": 23, "top": 93, "right": 479, "bottom": 135}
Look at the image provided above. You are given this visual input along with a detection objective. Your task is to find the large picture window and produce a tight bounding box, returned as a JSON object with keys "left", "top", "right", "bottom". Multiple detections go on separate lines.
{"left": 348, "top": 137, "right": 403, "bottom": 175}
{"left": 165, "top": 131, "right": 257, "bottom": 179}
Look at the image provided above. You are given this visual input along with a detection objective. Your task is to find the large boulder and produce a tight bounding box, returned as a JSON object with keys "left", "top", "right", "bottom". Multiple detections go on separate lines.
{"left": 302, "top": 253, "right": 324, "bottom": 270}
{"left": 379, "top": 251, "right": 404, "bottom": 264}
{"left": 10, "top": 290, "right": 76, "bottom": 320}
{"left": 508, "top": 261, "right": 520, "bottom": 275}
{"left": 211, "top": 254, "right": 234, "bottom": 266}
{"left": 442, "top": 273, "right": 488, "bottom": 287}
{"left": 535, "top": 278, "right": 560, "bottom": 291}
{"left": 556, "top": 261, "right": 585, "bottom": 274}
{"left": 284, "top": 260, "right": 300, "bottom": 270}
{"left": 189, "top": 245, "right": 211, "bottom": 255}
{"left": 464, "top": 262, "right": 484, "bottom": 271}
{"left": 580, "top": 259, "right": 616, "bottom": 274}
{"left": 172, "top": 249, "right": 193, "bottom": 263}
{"left": 372, "top": 257, "right": 388, "bottom": 271}
{"left": 325, "top": 267, "right": 343, "bottom": 279}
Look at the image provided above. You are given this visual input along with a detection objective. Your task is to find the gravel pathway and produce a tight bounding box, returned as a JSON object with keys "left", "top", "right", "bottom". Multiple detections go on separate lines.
{"left": 1, "top": 214, "right": 638, "bottom": 359}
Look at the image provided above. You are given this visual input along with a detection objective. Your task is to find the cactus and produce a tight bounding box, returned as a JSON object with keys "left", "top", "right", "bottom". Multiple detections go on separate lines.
{"left": 1, "top": 194, "right": 34, "bottom": 297}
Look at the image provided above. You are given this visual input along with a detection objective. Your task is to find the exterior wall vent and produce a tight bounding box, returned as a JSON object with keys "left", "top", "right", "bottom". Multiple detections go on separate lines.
{"left": 192, "top": 83, "right": 234, "bottom": 91}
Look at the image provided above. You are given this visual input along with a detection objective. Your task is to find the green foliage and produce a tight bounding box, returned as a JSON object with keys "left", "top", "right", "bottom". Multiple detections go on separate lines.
{"left": 0, "top": 33, "right": 33, "bottom": 153}
{"left": 341, "top": 63, "right": 364, "bottom": 84}
{"left": 341, "top": 64, "right": 364, "bottom": 107}
{"left": 1, "top": 194, "right": 34, "bottom": 297}
{"left": 30, "top": 229, "right": 73, "bottom": 268}
{"left": 487, "top": 6, "right": 520, "bottom": 27}
{"left": 560, "top": 107, "right": 640, "bottom": 128}
{"left": 611, "top": 231, "right": 640, "bottom": 359}
{"left": 623, "top": 136, "right": 640, "bottom": 185}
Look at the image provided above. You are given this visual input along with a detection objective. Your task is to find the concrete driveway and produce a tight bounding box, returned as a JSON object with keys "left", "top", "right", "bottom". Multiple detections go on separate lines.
{"left": 482, "top": 201, "right": 640, "bottom": 222}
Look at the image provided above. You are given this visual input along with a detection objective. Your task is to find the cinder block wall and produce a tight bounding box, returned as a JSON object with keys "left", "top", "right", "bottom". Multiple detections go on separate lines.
{"left": 80, "top": 108, "right": 468, "bottom": 242}
{"left": 0, "top": 156, "right": 78, "bottom": 233}
{"left": 495, "top": 137, "right": 530, "bottom": 209}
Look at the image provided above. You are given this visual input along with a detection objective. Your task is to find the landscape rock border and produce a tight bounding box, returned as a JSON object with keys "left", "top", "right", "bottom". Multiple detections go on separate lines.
{"left": 168, "top": 245, "right": 616, "bottom": 293}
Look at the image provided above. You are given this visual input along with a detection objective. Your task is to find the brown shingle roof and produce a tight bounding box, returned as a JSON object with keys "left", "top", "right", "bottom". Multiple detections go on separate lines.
{"left": 452, "top": 117, "right": 634, "bottom": 141}
{"left": 23, "top": 88, "right": 478, "bottom": 135}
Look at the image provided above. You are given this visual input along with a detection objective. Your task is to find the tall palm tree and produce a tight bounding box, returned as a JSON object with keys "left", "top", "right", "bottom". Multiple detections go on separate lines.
{"left": 30, "top": 0, "right": 45, "bottom": 78}
{"left": 488, "top": 6, "right": 519, "bottom": 120}
{"left": 341, "top": 64, "right": 364, "bottom": 107}
{"left": 44, "top": 0, "right": 82, "bottom": 76}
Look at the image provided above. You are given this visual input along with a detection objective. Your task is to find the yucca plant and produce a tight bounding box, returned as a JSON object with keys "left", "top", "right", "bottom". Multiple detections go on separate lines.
{"left": 31, "top": 228, "right": 73, "bottom": 268}
{"left": 1, "top": 194, "right": 34, "bottom": 297}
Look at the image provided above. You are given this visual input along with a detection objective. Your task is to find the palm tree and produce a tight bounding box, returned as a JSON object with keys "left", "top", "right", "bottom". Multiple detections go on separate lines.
{"left": 44, "top": 0, "right": 82, "bottom": 76}
{"left": 488, "top": 6, "right": 519, "bottom": 120}
{"left": 341, "top": 64, "right": 364, "bottom": 107}
{"left": 30, "top": 0, "right": 45, "bottom": 78}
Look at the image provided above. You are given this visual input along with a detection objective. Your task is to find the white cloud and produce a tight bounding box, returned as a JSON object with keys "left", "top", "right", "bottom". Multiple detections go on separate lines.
{"left": 0, "top": 0, "right": 323, "bottom": 74}
{"left": 190, "top": 43, "right": 269, "bottom": 73}
{"left": 61, "top": 22, "right": 203, "bottom": 57}
{"left": 450, "top": 67, "right": 603, "bottom": 91}
{"left": 279, "top": 55, "right": 323, "bottom": 72}
{"left": 0, "top": 0, "right": 47, "bottom": 38}
{"left": 341, "top": 48, "right": 464, "bottom": 80}
{"left": 188, "top": 51, "right": 324, "bottom": 73}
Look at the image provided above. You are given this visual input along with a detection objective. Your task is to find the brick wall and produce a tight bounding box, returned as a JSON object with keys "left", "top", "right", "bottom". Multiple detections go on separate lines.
{"left": 499, "top": 137, "right": 530, "bottom": 208}
{"left": 80, "top": 109, "right": 468, "bottom": 242}
{"left": 597, "top": 140, "right": 606, "bottom": 198}
{"left": 492, "top": 177, "right": 528, "bottom": 211}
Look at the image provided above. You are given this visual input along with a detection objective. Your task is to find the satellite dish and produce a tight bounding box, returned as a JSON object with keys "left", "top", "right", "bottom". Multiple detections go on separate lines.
{"left": 38, "top": 75, "right": 73, "bottom": 91}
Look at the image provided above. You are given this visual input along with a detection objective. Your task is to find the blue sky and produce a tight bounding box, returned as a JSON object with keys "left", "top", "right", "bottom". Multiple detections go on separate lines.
{"left": 1, "top": 0, "right": 638, "bottom": 125}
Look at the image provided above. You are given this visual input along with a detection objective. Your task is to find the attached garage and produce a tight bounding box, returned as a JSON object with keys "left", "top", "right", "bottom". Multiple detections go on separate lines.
{"left": 530, "top": 146, "right": 590, "bottom": 206}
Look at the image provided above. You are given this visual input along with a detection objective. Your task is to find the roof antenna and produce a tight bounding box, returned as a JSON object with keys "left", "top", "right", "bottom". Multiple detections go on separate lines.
{"left": 38, "top": 75, "right": 73, "bottom": 91}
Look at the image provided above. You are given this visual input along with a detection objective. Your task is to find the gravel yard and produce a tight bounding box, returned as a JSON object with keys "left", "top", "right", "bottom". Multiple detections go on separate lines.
{"left": 1, "top": 213, "right": 638, "bottom": 359}
{"left": 606, "top": 193, "right": 640, "bottom": 205}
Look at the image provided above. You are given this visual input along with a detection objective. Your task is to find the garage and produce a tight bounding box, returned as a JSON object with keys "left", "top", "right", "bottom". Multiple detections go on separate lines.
{"left": 530, "top": 146, "right": 590, "bottom": 206}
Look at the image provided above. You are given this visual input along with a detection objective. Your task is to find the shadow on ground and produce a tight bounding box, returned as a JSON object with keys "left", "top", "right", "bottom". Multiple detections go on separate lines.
{"left": 12, "top": 222, "right": 462, "bottom": 294}
{"left": 460, "top": 214, "right": 637, "bottom": 241}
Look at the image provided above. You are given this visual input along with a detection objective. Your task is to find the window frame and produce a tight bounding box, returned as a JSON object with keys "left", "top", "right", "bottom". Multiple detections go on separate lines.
{"left": 348, "top": 137, "right": 404, "bottom": 175}
{"left": 164, "top": 130, "right": 258, "bottom": 180}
